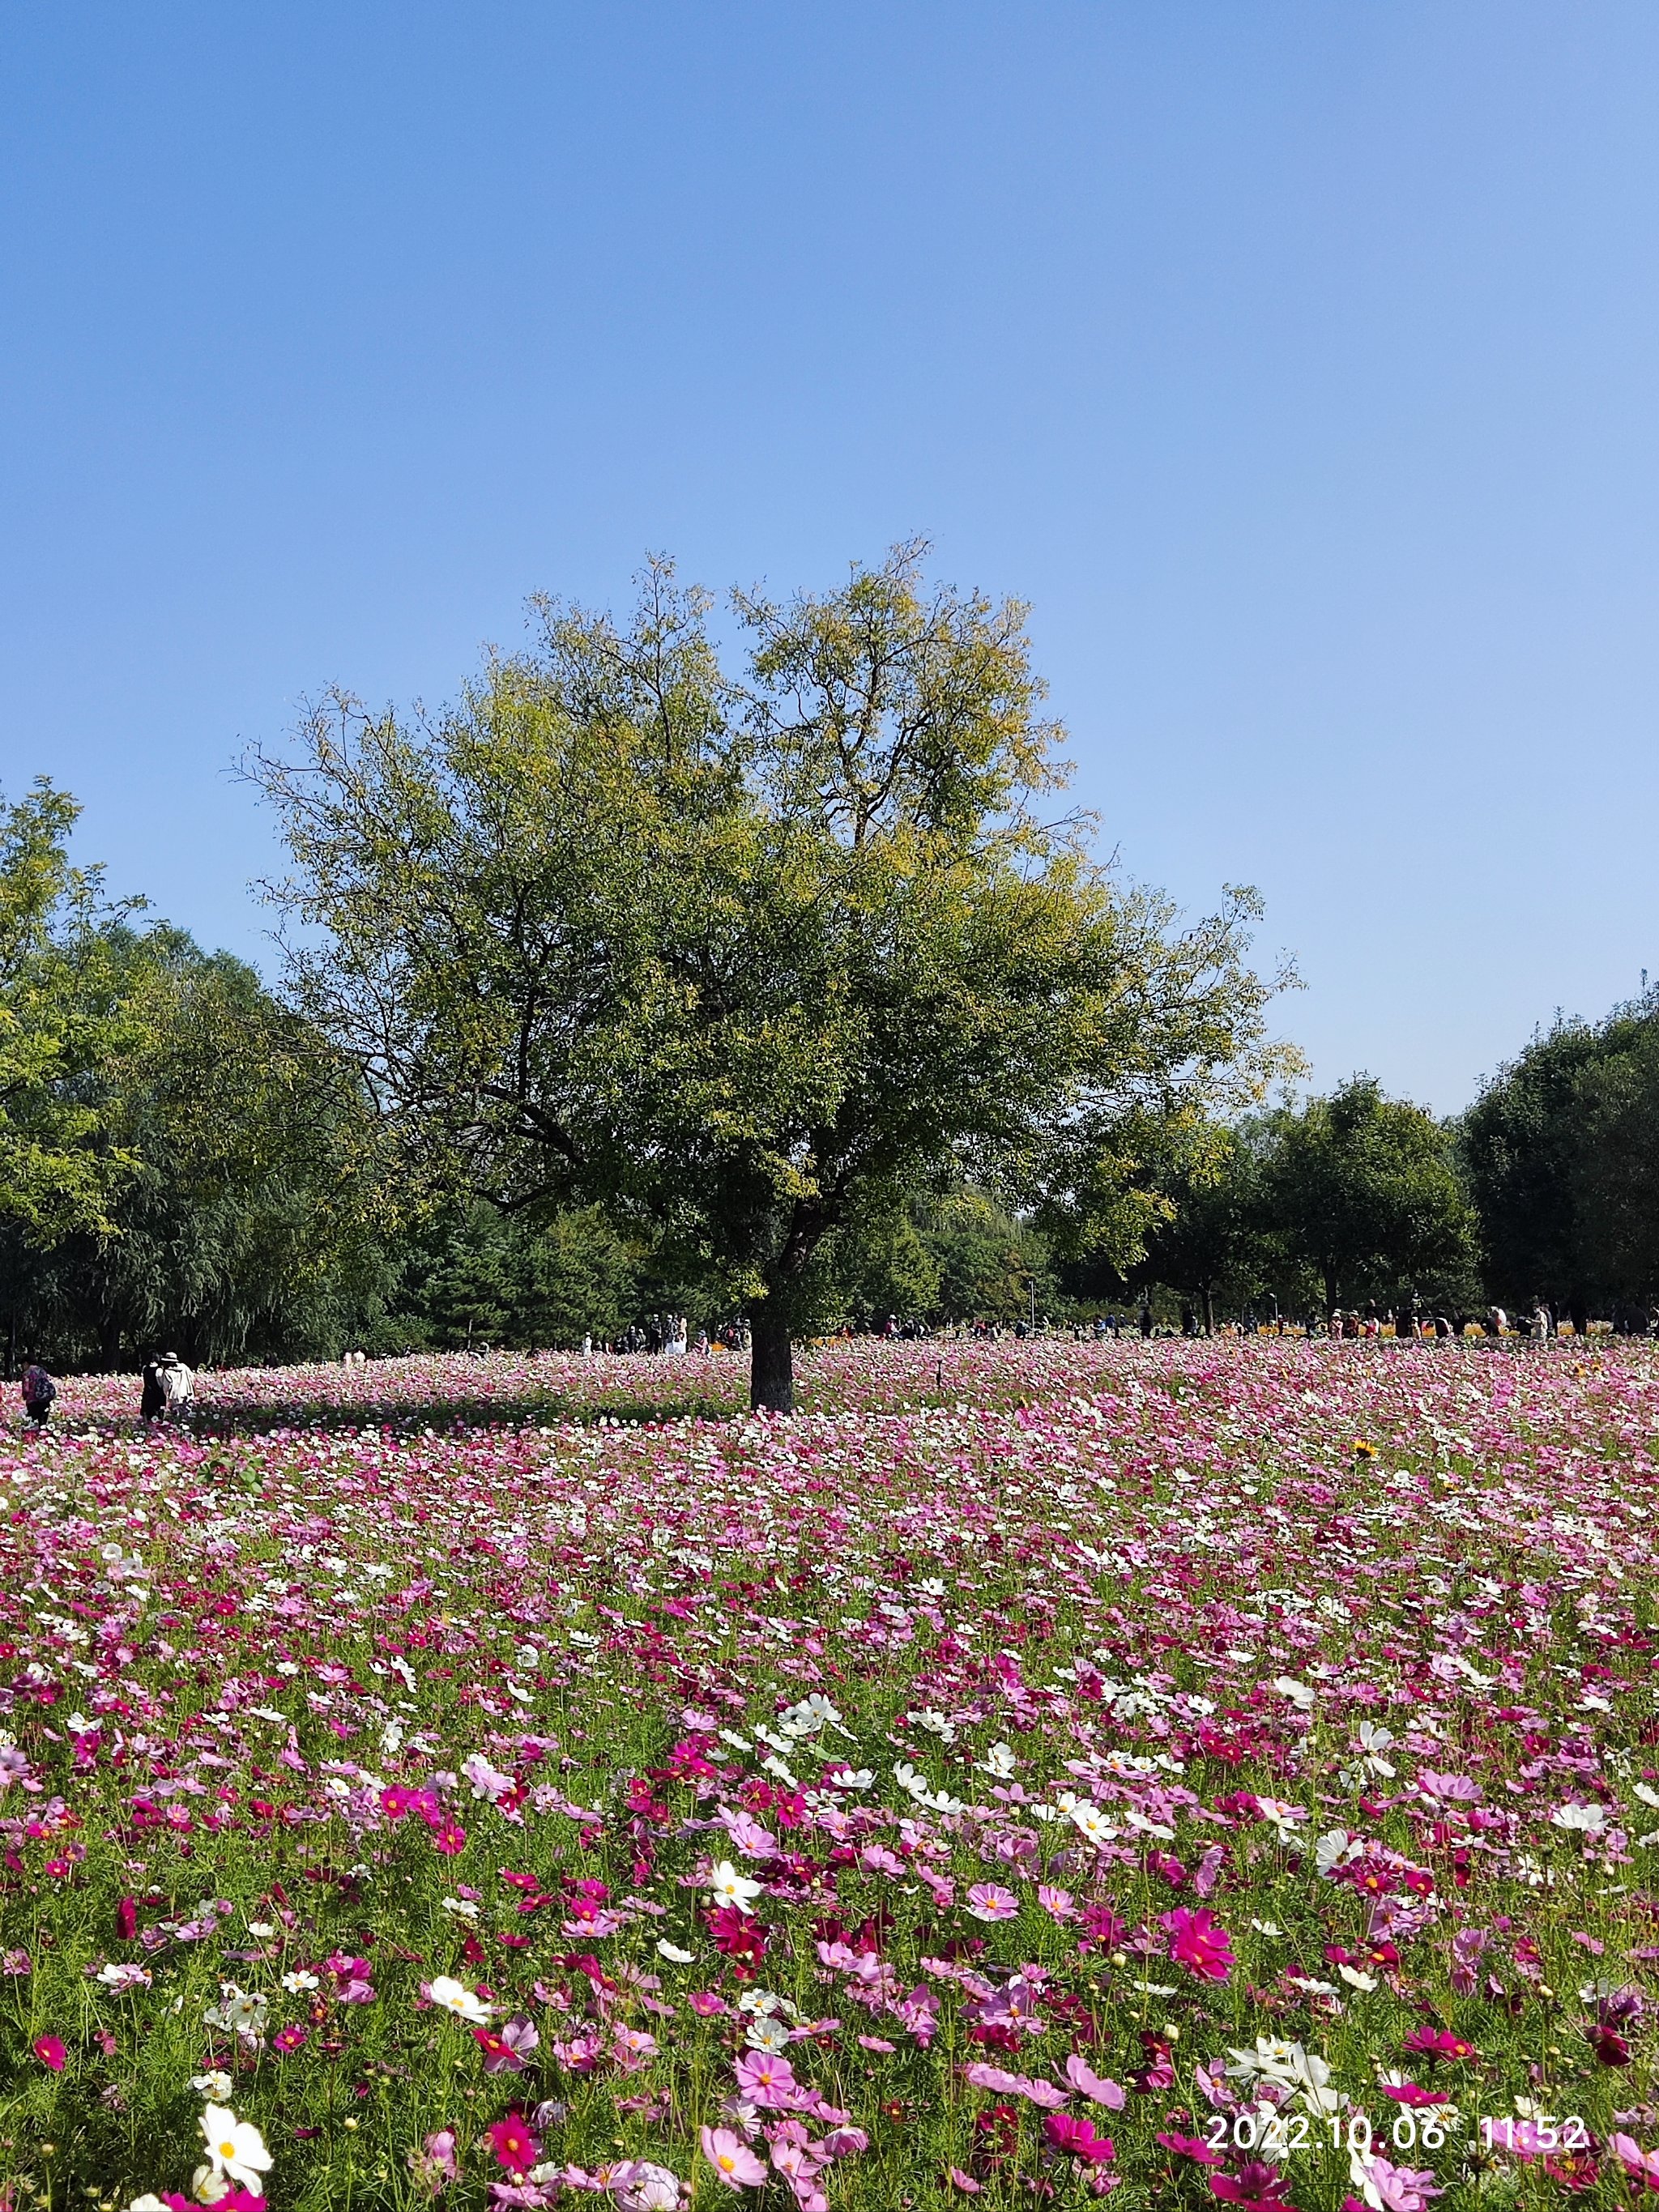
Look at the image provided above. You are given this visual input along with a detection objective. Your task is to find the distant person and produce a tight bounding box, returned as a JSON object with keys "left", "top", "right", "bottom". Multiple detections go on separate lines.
{"left": 21, "top": 1361, "right": 56, "bottom": 1426}
{"left": 1486, "top": 1306, "right": 1508, "bottom": 1338}
{"left": 1531, "top": 1302, "right": 1553, "bottom": 1343}
{"left": 1433, "top": 1312, "right": 1454, "bottom": 1340}
{"left": 1138, "top": 1302, "right": 1153, "bottom": 1340}
{"left": 140, "top": 1357, "right": 166, "bottom": 1422}
{"left": 156, "top": 1352, "right": 195, "bottom": 1422}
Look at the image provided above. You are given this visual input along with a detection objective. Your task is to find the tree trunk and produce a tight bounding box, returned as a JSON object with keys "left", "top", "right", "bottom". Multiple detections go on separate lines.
{"left": 749, "top": 1307, "right": 795, "bottom": 1413}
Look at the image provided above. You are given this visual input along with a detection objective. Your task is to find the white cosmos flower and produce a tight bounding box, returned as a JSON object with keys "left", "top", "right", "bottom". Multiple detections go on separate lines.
{"left": 656, "top": 1939, "right": 695, "bottom": 1963}
{"left": 428, "top": 1973, "right": 493, "bottom": 2024}
{"left": 127, "top": 2197, "right": 171, "bottom": 2212}
{"left": 190, "top": 2070, "right": 234, "bottom": 2099}
{"left": 744, "top": 2013, "right": 791, "bottom": 2053}
{"left": 1273, "top": 1677, "right": 1316, "bottom": 1711}
{"left": 1252, "top": 1798, "right": 1307, "bottom": 1845}
{"left": 978, "top": 1742, "right": 1017, "bottom": 1779}
{"left": 279, "top": 1971, "right": 318, "bottom": 1993}
{"left": 707, "top": 1860, "right": 764, "bottom": 1914}
{"left": 1316, "top": 1829, "right": 1363, "bottom": 1876}
{"left": 203, "top": 1984, "right": 267, "bottom": 2039}
{"left": 893, "top": 1762, "right": 932, "bottom": 1801}
{"left": 1337, "top": 1964, "right": 1378, "bottom": 1992}
{"left": 97, "top": 1962, "right": 151, "bottom": 1991}
{"left": 1634, "top": 1783, "right": 1659, "bottom": 1810}
{"left": 198, "top": 2104, "right": 273, "bottom": 2193}
{"left": 1068, "top": 1800, "right": 1116, "bottom": 1844}
{"left": 440, "top": 1895, "right": 480, "bottom": 1920}
{"left": 1551, "top": 1801, "right": 1608, "bottom": 1833}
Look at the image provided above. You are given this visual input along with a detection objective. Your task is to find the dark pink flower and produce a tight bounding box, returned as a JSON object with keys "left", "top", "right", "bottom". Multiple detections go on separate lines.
{"left": 1163, "top": 1906, "right": 1235, "bottom": 1983}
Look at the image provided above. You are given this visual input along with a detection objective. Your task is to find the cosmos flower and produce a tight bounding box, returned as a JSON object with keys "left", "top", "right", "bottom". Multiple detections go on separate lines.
{"left": 198, "top": 2106, "right": 273, "bottom": 2194}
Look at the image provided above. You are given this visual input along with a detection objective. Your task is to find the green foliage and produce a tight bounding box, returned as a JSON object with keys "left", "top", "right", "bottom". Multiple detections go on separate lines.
{"left": 0, "top": 930, "right": 396, "bottom": 1369}
{"left": 0, "top": 781, "right": 142, "bottom": 1244}
{"left": 373, "top": 1200, "right": 639, "bottom": 1353}
{"left": 1260, "top": 1076, "right": 1479, "bottom": 1315}
{"left": 1138, "top": 1119, "right": 1278, "bottom": 1328}
{"left": 1462, "top": 993, "right": 1659, "bottom": 1318}
{"left": 249, "top": 547, "right": 1290, "bottom": 1407}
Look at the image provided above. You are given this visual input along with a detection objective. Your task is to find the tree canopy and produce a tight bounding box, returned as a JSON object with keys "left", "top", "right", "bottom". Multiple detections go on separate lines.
{"left": 0, "top": 782, "right": 141, "bottom": 1247}
{"left": 250, "top": 547, "right": 1292, "bottom": 1407}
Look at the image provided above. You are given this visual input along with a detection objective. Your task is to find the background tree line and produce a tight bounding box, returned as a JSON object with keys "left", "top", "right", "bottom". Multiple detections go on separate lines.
{"left": 5, "top": 552, "right": 1657, "bottom": 1396}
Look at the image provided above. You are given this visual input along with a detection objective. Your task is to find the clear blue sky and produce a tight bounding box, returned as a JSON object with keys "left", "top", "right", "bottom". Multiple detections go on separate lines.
{"left": 5, "top": 2, "right": 1657, "bottom": 1112}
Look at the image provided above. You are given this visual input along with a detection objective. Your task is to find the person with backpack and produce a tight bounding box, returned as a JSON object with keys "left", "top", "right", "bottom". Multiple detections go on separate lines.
{"left": 156, "top": 1352, "right": 195, "bottom": 1424}
{"left": 20, "top": 1362, "right": 57, "bottom": 1426}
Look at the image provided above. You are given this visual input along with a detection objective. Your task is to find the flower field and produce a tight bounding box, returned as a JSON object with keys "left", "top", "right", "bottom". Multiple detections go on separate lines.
{"left": 5, "top": 1342, "right": 1659, "bottom": 2211}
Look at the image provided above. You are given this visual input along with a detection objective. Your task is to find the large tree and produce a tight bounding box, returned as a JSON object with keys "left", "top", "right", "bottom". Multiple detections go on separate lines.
{"left": 250, "top": 548, "right": 1290, "bottom": 1409}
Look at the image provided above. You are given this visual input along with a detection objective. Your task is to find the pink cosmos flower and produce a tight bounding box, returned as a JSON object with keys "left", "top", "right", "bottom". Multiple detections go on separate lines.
{"left": 1611, "top": 2133, "right": 1659, "bottom": 2190}
{"left": 1163, "top": 1906, "right": 1235, "bottom": 1982}
{"left": 1043, "top": 2112, "right": 1115, "bottom": 2165}
{"left": 1064, "top": 2053, "right": 1125, "bottom": 2108}
{"left": 1037, "top": 1885, "right": 1076, "bottom": 1920}
{"left": 734, "top": 2050, "right": 799, "bottom": 2109}
{"left": 32, "top": 2034, "right": 66, "bottom": 2071}
{"left": 1348, "top": 2153, "right": 1444, "bottom": 2211}
{"left": 962, "top": 2062, "right": 1067, "bottom": 2108}
{"left": 700, "top": 2127, "right": 768, "bottom": 2189}
{"left": 965, "top": 1883, "right": 1020, "bottom": 1923}
{"left": 408, "top": 2129, "right": 459, "bottom": 2192}
{"left": 1211, "top": 2163, "right": 1301, "bottom": 2208}
{"left": 486, "top": 2113, "right": 542, "bottom": 2175}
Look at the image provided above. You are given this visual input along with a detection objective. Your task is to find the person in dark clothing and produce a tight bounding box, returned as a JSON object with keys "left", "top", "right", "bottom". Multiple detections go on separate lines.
{"left": 21, "top": 1362, "right": 55, "bottom": 1426}
{"left": 1139, "top": 1302, "right": 1154, "bottom": 1340}
{"left": 140, "top": 1358, "right": 165, "bottom": 1422}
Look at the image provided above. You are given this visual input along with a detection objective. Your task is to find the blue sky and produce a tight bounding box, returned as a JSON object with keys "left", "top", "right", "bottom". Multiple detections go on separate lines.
{"left": 4, "top": 2, "right": 1657, "bottom": 1111}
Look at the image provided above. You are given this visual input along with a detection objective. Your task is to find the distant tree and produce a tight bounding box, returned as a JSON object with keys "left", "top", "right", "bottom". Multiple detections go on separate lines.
{"left": 1141, "top": 1121, "right": 1273, "bottom": 1333}
{"left": 1, "top": 927, "right": 395, "bottom": 1370}
{"left": 250, "top": 547, "right": 1290, "bottom": 1409}
{"left": 1260, "top": 1077, "right": 1478, "bottom": 1319}
{"left": 1570, "top": 1020, "right": 1659, "bottom": 1310}
{"left": 1461, "top": 995, "right": 1659, "bottom": 1325}
{"left": 912, "top": 1191, "right": 1053, "bottom": 1326}
{"left": 0, "top": 782, "right": 140, "bottom": 1257}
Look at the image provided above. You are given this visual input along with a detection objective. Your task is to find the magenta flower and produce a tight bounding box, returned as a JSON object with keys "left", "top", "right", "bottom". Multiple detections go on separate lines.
{"left": 32, "top": 2033, "right": 66, "bottom": 2071}
{"left": 1163, "top": 1905, "right": 1235, "bottom": 1982}
{"left": 485, "top": 2112, "right": 541, "bottom": 2175}
{"left": 1043, "top": 2112, "right": 1115, "bottom": 2165}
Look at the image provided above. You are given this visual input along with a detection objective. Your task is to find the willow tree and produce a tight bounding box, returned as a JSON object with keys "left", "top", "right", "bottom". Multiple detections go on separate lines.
{"left": 249, "top": 546, "right": 1289, "bottom": 1410}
